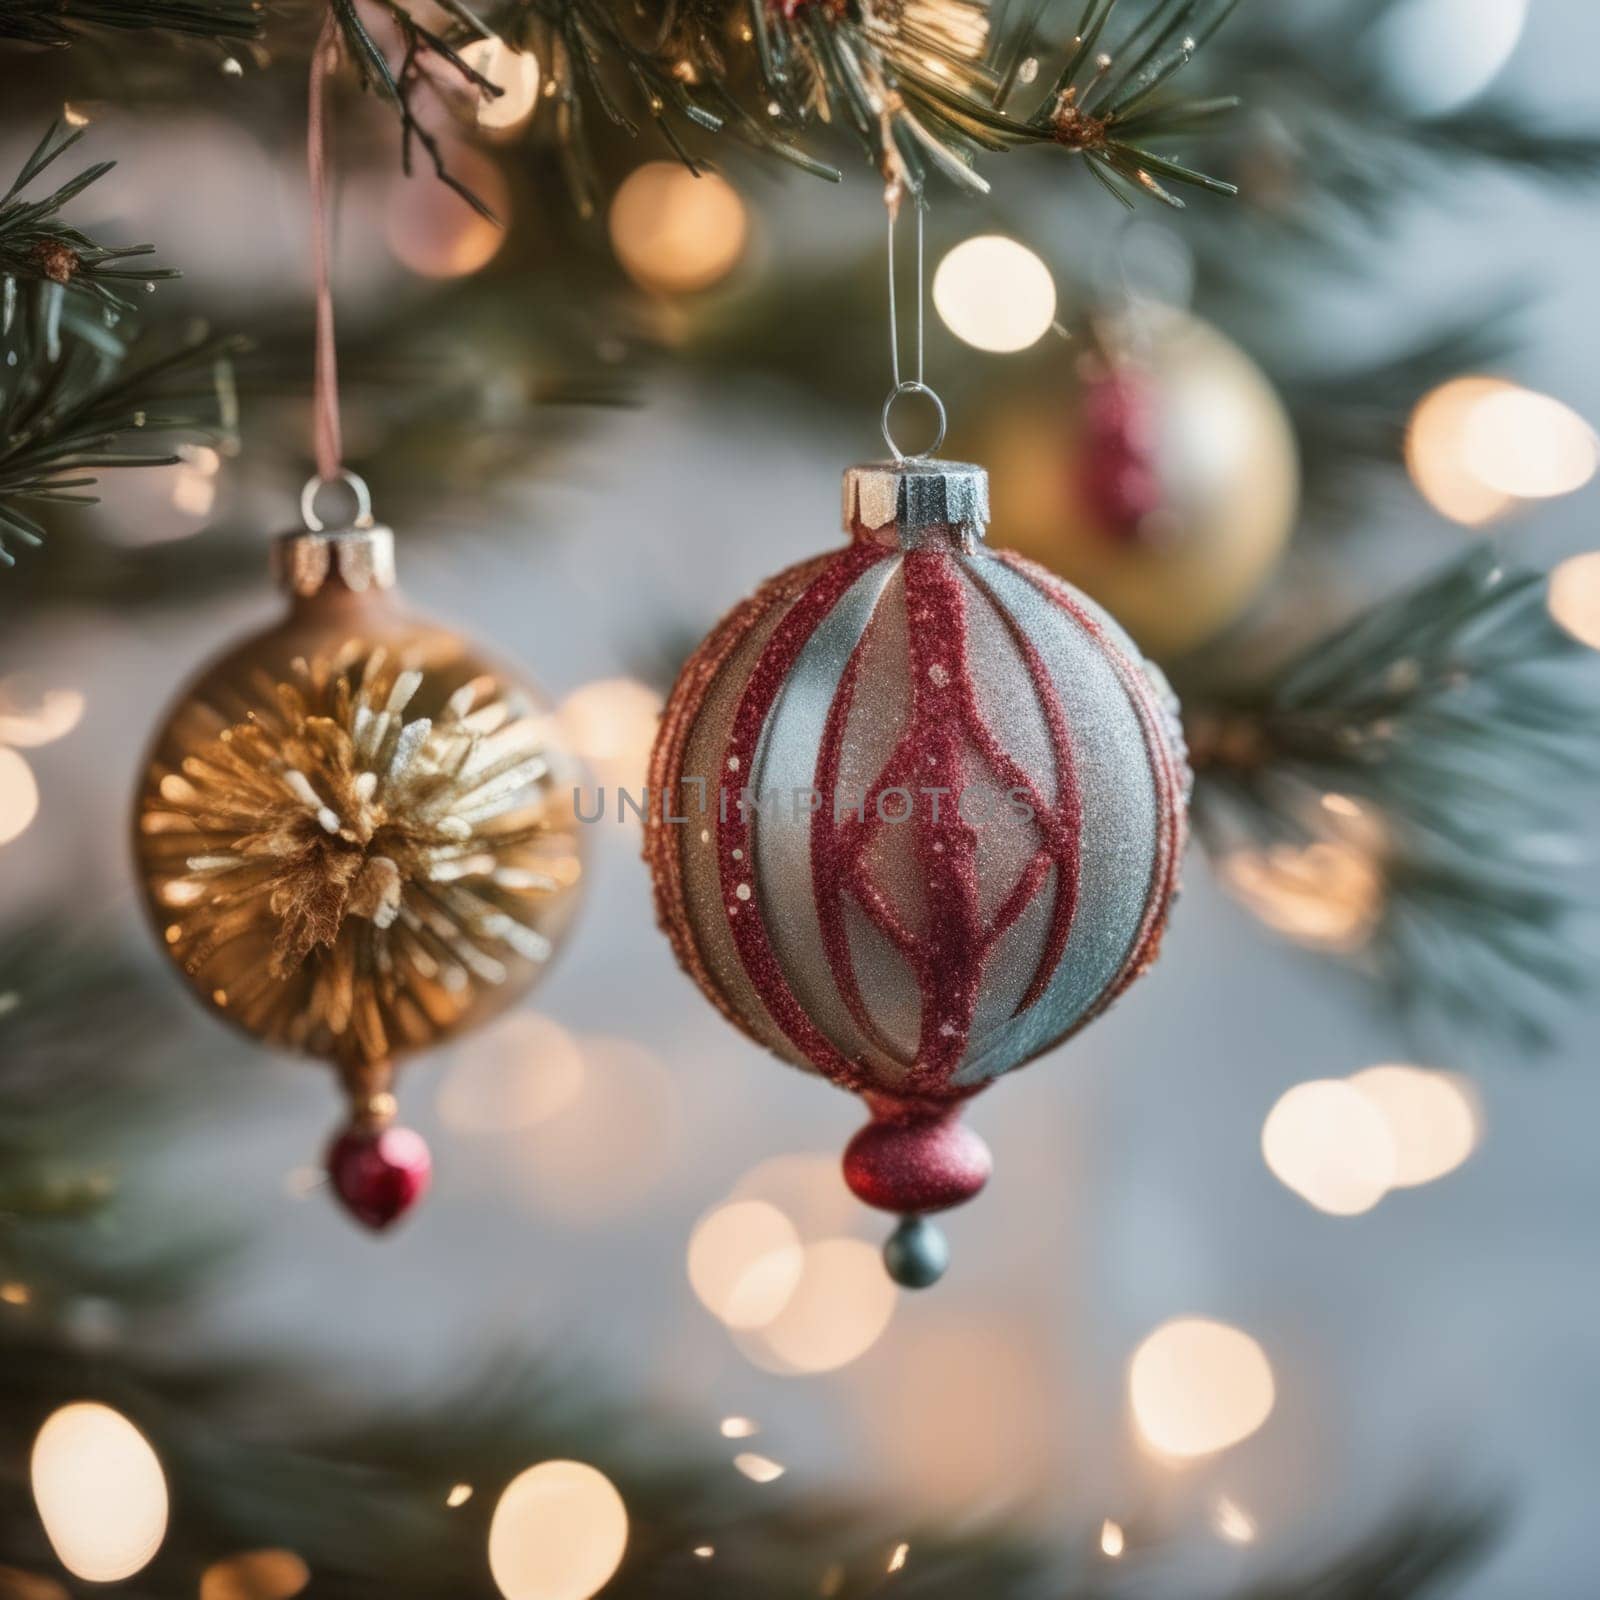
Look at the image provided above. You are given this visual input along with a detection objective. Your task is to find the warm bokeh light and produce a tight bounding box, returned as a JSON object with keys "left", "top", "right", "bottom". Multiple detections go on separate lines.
{"left": 687, "top": 1200, "right": 804, "bottom": 1329}
{"left": 198, "top": 1549, "right": 311, "bottom": 1600}
{"left": 459, "top": 37, "right": 542, "bottom": 131}
{"left": 488, "top": 1461, "right": 628, "bottom": 1600}
{"left": 437, "top": 1012, "right": 585, "bottom": 1134}
{"left": 1100, "top": 1520, "right": 1125, "bottom": 1558}
{"left": 31, "top": 1403, "right": 169, "bottom": 1583}
{"left": 387, "top": 149, "right": 508, "bottom": 279}
{"left": 887, "top": 1542, "right": 909, "bottom": 1573}
{"left": 1464, "top": 387, "right": 1598, "bottom": 499}
{"left": 1348, "top": 1064, "right": 1480, "bottom": 1187}
{"left": 719, "top": 1416, "right": 758, "bottom": 1438}
{"left": 1128, "top": 1318, "right": 1276, "bottom": 1459}
{"left": 0, "top": 748, "right": 40, "bottom": 846}
{"left": 1408, "top": 377, "right": 1597, "bottom": 523}
{"left": 520, "top": 1036, "right": 679, "bottom": 1218}
{"left": 1548, "top": 550, "right": 1600, "bottom": 650}
{"left": 1262, "top": 1078, "right": 1397, "bottom": 1215}
{"left": 1221, "top": 841, "right": 1383, "bottom": 952}
{"left": 608, "top": 163, "right": 748, "bottom": 296}
{"left": 558, "top": 678, "right": 663, "bottom": 788}
{"left": 932, "top": 235, "right": 1057, "bottom": 354}
{"left": 1213, "top": 1496, "right": 1257, "bottom": 1545}
{"left": 731, "top": 1151, "right": 858, "bottom": 1241}
{"left": 447, "top": 1483, "right": 475, "bottom": 1507}
{"left": 0, "top": 680, "right": 85, "bottom": 748}
{"left": 1406, "top": 377, "right": 1518, "bottom": 525}
{"left": 741, "top": 1238, "right": 898, "bottom": 1375}
{"left": 732, "top": 1452, "right": 786, "bottom": 1484}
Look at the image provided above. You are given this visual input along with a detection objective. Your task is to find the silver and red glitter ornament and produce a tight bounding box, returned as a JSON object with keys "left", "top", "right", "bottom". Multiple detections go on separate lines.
{"left": 646, "top": 456, "right": 1190, "bottom": 1285}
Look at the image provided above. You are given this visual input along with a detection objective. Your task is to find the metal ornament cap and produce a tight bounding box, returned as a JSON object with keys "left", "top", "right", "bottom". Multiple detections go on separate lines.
{"left": 843, "top": 458, "right": 990, "bottom": 549}
{"left": 273, "top": 524, "right": 397, "bottom": 599}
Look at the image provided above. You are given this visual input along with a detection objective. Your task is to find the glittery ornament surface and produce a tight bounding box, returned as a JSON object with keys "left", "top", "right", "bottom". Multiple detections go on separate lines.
{"left": 646, "top": 466, "right": 1188, "bottom": 1126}
{"left": 135, "top": 596, "right": 583, "bottom": 1081}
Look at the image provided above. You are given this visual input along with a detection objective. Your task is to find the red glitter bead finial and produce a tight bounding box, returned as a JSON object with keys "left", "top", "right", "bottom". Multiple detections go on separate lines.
{"left": 327, "top": 1124, "right": 432, "bottom": 1230}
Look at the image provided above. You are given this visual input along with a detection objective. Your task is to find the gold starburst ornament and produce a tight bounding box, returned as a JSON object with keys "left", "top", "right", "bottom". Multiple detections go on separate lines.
{"left": 133, "top": 507, "right": 584, "bottom": 1230}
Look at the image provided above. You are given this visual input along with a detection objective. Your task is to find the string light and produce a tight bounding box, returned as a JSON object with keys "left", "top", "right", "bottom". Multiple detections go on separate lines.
{"left": 608, "top": 163, "right": 748, "bottom": 296}
{"left": 198, "top": 1549, "right": 310, "bottom": 1600}
{"left": 1213, "top": 1496, "right": 1257, "bottom": 1545}
{"left": 488, "top": 1461, "right": 628, "bottom": 1600}
{"left": 932, "top": 235, "right": 1056, "bottom": 353}
{"left": 458, "top": 38, "right": 542, "bottom": 132}
{"left": 31, "top": 1403, "right": 169, "bottom": 1583}
{"left": 1128, "top": 1317, "right": 1276, "bottom": 1460}
{"left": 733, "top": 1452, "right": 786, "bottom": 1484}
{"left": 1221, "top": 842, "right": 1383, "bottom": 952}
{"left": 0, "top": 748, "right": 40, "bottom": 847}
{"left": 1261, "top": 1078, "right": 1397, "bottom": 1216}
{"left": 1548, "top": 551, "right": 1600, "bottom": 651}
{"left": 1347, "top": 1065, "right": 1479, "bottom": 1187}
{"left": 436, "top": 1012, "right": 586, "bottom": 1134}
{"left": 887, "top": 1542, "right": 910, "bottom": 1573}
{"left": 720, "top": 1416, "right": 759, "bottom": 1438}
{"left": 739, "top": 1238, "right": 898, "bottom": 1375}
{"left": 0, "top": 679, "right": 84, "bottom": 747}
{"left": 447, "top": 1483, "right": 475, "bottom": 1508}
{"left": 687, "top": 1200, "right": 804, "bottom": 1329}
{"left": 558, "top": 679, "right": 663, "bottom": 788}
{"left": 693, "top": 1545, "right": 715, "bottom": 1558}
{"left": 1099, "top": 1520, "right": 1125, "bottom": 1558}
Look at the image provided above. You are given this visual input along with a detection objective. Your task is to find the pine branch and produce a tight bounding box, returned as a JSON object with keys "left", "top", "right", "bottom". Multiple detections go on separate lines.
{"left": 0, "top": 0, "right": 262, "bottom": 46}
{"left": 0, "top": 122, "right": 179, "bottom": 348}
{"left": 0, "top": 326, "right": 243, "bottom": 566}
{"left": 1184, "top": 547, "right": 1600, "bottom": 1047}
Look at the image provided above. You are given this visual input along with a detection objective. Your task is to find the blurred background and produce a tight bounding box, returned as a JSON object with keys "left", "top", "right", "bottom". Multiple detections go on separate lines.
{"left": 2, "top": 0, "right": 1599, "bottom": 1595}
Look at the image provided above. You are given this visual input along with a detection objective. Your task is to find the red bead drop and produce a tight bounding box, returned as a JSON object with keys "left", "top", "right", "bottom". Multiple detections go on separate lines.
{"left": 842, "top": 1104, "right": 992, "bottom": 1215}
{"left": 326, "top": 1125, "right": 432, "bottom": 1231}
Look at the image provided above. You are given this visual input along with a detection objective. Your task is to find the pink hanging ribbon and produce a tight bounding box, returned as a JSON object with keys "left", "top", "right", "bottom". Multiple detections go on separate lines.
{"left": 307, "top": 13, "right": 343, "bottom": 483}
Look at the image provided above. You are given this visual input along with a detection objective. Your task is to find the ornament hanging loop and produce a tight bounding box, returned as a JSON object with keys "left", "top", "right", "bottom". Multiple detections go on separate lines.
{"left": 300, "top": 468, "right": 374, "bottom": 533}
{"left": 882, "top": 194, "right": 948, "bottom": 463}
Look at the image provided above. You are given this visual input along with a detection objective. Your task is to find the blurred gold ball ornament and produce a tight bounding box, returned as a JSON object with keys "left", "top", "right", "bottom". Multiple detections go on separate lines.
{"left": 132, "top": 480, "right": 584, "bottom": 1229}
{"left": 963, "top": 305, "right": 1300, "bottom": 657}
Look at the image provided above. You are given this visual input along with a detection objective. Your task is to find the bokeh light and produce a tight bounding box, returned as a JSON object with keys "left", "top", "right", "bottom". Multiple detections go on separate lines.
{"left": 739, "top": 1238, "right": 898, "bottom": 1375}
{"left": 0, "top": 680, "right": 84, "bottom": 748}
{"left": 458, "top": 37, "right": 542, "bottom": 131}
{"left": 608, "top": 163, "right": 748, "bottom": 296}
{"left": 558, "top": 678, "right": 663, "bottom": 789}
{"left": 1100, "top": 1520, "right": 1125, "bottom": 1558}
{"left": 1262, "top": 1079, "right": 1397, "bottom": 1216}
{"left": 1213, "top": 1496, "right": 1257, "bottom": 1545}
{"left": 1128, "top": 1318, "right": 1276, "bottom": 1459}
{"left": 198, "top": 1549, "right": 310, "bottom": 1600}
{"left": 1408, "top": 377, "right": 1598, "bottom": 523}
{"left": 1376, "top": 0, "right": 1529, "bottom": 117}
{"left": 687, "top": 1200, "right": 804, "bottom": 1330}
{"left": 1348, "top": 1064, "right": 1480, "bottom": 1188}
{"left": 1548, "top": 551, "right": 1600, "bottom": 650}
{"left": 436, "top": 1012, "right": 586, "bottom": 1134}
{"left": 732, "top": 1452, "right": 785, "bottom": 1483}
{"left": 488, "top": 1460, "right": 628, "bottom": 1600}
{"left": 1221, "top": 841, "right": 1384, "bottom": 951}
{"left": 730, "top": 1151, "right": 858, "bottom": 1241}
{"left": 31, "top": 1403, "right": 169, "bottom": 1583}
{"left": 932, "top": 235, "right": 1056, "bottom": 354}
{"left": 387, "top": 148, "right": 508, "bottom": 279}
{"left": 0, "top": 748, "right": 41, "bottom": 846}
{"left": 1464, "top": 387, "right": 1598, "bottom": 499}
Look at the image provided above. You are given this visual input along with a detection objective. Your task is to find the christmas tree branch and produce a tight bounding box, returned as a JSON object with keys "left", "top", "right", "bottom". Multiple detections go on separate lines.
{"left": 0, "top": 0, "right": 262, "bottom": 46}
{"left": 1184, "top": 547, "right": 1599, "bottom": 1047}
{"left": 0, "top": 326, "right": 243, "bottom": 566}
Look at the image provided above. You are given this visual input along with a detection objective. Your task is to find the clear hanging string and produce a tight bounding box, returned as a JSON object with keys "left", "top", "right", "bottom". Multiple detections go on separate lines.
{"left": 882, "top": 196, "right": 947, "bottom": 462}
{"left": 302, "top": 15, "right": 373, "bottom": 534}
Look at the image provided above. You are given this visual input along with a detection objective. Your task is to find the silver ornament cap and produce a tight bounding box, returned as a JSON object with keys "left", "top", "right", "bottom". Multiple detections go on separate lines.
{"left": 273, "top": 524, "right": 397, "bottom": 598}
{"left": 843, "top": 459, "right": 990, "bottom": 549}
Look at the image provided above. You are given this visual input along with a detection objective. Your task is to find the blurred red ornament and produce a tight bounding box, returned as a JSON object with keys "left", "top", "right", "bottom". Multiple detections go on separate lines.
{"left": 328, "top": 1124, "right": 433, "bottom": 1230}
